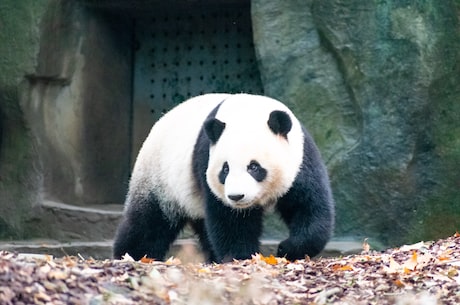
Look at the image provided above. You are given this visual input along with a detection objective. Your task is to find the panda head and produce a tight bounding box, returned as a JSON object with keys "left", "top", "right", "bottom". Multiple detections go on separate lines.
{"left": 204, "top": 95, "right": 304, "bottom": 210}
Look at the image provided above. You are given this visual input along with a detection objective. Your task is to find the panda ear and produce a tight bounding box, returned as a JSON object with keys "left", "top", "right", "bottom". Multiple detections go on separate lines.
{"left": 204, "top": 118, "right": 226, "bottom": 144}
{"left": 268, "top": 110, "right": 292, "bottom": 139}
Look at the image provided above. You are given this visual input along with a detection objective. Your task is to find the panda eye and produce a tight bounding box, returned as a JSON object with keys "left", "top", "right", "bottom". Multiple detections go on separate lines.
{"left": 222, "top": 162, "right": 229, "bottom": 174}
{"left": 247, "top": 160, "right": 267, "bottom": 182}
{"left": 247, "top": 161, "right": 260, "bottom": 173}
{"left": 219, "top": 162, "right": 229, "bottom": 184}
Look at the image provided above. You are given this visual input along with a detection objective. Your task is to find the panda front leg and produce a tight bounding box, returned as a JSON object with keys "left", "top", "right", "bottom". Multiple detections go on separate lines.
{"left": 113, "top": 193, "right": 186, "bottom": 260}
{"left": 275, "top": 130, "right": 335, "bottom": 261}
{"left": 190, "top": 219, "right": 218, "bottom": 263}
{"left": 276, "top": 178, "right": 334, "bottom": 261}
{"left": 204, "top": 196, "right": 264, "bottom": 263}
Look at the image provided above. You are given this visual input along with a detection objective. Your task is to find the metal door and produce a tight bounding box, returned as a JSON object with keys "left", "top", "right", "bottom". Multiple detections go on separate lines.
{"left": 132, "top": 3, "right": 263, "bottom": 158}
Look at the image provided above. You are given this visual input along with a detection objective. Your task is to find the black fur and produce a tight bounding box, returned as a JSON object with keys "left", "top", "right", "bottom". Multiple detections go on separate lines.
{"left": 218, "top": 162, "right": 229, "bottom": 184}
{"left": 204, "top": 118, "right": 226, "bottom": 144}
{"left": 268, "top": 110, "right": 292, "bottom": 139}
{"left": 275, "top": 127, "right": 335, "bottom": 260}
{"left": 189, "top": 219, "right": 217, "bottom": 262}
{"left": 113, "top": 191, "right": 186, "bottom": 260}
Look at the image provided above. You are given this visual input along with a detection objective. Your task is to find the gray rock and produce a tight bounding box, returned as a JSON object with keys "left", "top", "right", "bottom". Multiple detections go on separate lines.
{"left": 252, "top": 0, "right": 361, "bottom": 165}
{"left": 253, "top": 0, "right": 460, "bottom": 246}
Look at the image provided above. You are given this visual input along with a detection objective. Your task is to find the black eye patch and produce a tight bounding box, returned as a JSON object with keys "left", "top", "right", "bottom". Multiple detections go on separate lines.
{"left": 219, "top": 162, "right": 229, "bottom": 184}
{"left": 247, "top": 160, "right": 267, "bottom": 182}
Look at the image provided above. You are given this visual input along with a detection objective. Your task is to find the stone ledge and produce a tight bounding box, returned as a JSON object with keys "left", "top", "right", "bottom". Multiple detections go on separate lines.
{"left": 38, "top": 200, "right": 123, "bottom": 241}
{"left": 17, "top": 201, "right": 364, "bottom": 260}
{"left": 42, "top": 200, "right": 123, "bottom": 214}
{"left": 0, "top": 239, "right": 362, "bottom": 261}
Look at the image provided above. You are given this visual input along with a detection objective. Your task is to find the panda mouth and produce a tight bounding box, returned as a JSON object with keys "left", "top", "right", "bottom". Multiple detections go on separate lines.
{"left": 225, "top": 199, "right": 254, "bottom": 209}
{"left": 224, "top": 194, "right": 273, "bottom": 209}
{"left": 233, "top": 202, "right": 253, "bottom": 209}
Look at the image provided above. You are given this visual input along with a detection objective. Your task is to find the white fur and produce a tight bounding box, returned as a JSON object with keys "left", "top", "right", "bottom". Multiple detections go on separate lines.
{"left": 127, "top": 94, "right": 230, "bottom": 219}
{"left": 128, "top": 93, "right": 305, "bottom": 218}
{"left": 206, "top": 94, "right": 304, "bottom": 209}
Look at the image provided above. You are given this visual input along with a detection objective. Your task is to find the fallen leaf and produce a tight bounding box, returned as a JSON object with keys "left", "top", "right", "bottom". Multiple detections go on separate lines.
{"left": 331, "top": 264, "right": 354, "bottom": 272}
{"left": 400, "top": 241, "right": 429, "bottom": 252}
{"left": 47, "top": 270, "right": 69, "bottom": 280}
{"left": 62, "top": 256, "right": 76, "bottom": 268}
{"left": 362, "top": 238, "right": 370, "bottom": 252}
{"left": 394, "top": 279, "right": 405, "bottom": 288}
{"left": 403, "top": 251, "right": 418, "bottom": 271}
{"left": 447, "top": 268, "right": 458, "bottom": 278}
{"left": 120, "top": 253, "right": 134, "bottom": 262}
{"left": 260, "top": 254, "right": 278, "bottom": 265}
{"left": 34, "top": 292, "right": 51, "bottom": 303}
{"left": 2, "top": 235, "right": 460, "bottom": 304}
{"left": 438, "top": 248, "right": 453, "bottom": 260}
{"left": 385, "top": 257, "right": 402, "bottom": 273}
{"left": 403, "top": 267, "right": 412, "bottom": 274}
{"left": 198, "top": 267, "right": 211, "bottom": 274}
{"left": 165, "top": 257, "right": 181, "bottom": 265}
{"left": 140, "top": 255, "right": 155, "bottom": 264}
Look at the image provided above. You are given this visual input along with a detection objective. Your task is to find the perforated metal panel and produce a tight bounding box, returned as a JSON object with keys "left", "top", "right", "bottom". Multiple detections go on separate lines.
{"left": 132, "top": 4, "right": 263, "bottom": 157}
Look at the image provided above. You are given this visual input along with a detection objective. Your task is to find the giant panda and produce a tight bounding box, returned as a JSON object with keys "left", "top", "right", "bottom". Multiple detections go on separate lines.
{"left": 113, "top": 93, "right": 334, "bottom": 263}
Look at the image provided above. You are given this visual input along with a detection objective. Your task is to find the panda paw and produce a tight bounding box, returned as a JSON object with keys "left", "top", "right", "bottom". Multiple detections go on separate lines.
{"left": 277, "top": 237, "right": 326, "bottom": 261}
{"left": 277, "top": 238, "right": 318, "bottom": 261}
{"left": 277, "top": 238, "right": 299, "bottom": 261}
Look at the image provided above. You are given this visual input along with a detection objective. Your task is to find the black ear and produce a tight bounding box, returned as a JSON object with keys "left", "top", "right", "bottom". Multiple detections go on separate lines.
{"left": 204, "top": 118, "right": 226, "bottom": 144}
{"left": 268, "top": 110, "right": 292, "bottom": 139}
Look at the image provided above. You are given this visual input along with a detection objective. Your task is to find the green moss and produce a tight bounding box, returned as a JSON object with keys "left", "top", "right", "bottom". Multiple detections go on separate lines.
{"left": 0, "top": 1, "right": 48, "bottom": 83}
{"left": 0, "top": 0, "right": 49, "bottom": 239}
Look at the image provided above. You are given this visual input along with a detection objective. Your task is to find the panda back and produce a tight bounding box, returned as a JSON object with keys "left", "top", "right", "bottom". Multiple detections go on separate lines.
{"left": 127, "top": 94, "right": 230, "bottom": 219}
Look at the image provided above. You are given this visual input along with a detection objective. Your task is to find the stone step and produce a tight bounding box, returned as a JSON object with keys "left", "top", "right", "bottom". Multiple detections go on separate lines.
{"left": 13, "top": 200, "right": 364, "bottom": 260}
{"left": 39, "top": 200, "right": 123, "bottom": 241}
{"left": 0, "top": 239, "right": 363, "bottom": 261}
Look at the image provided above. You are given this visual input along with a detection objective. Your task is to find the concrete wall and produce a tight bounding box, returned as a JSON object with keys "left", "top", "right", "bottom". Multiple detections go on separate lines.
{"left": 22, "top": 1, "right": 133, "bottom": 206}
{"left": 0, "top": 0, "right": 132, "bottom": 238}
{"left": 0, "top": 0, "right": 48, "bottom": 239}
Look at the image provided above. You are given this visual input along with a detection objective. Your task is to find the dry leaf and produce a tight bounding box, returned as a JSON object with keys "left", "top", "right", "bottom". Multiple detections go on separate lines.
{"left": 198, "top": 267, "right": 211, "bottom": 274}
{"left": 438, "top": 248, "right": 453, "bottom": 261}
{"left": 254, "top": 253, "right": 279, "bottom": 265}
{"left": 403, "top": 251, "right": 418, "bottom": 271}
{"left": 362, "top": 238, "right": 370, "bottom": 252}
{"left": 121, "top": 253, "right": 135, "bottom": 262}
{"left": 400, "top": 241, "right": 429, "bottom": 252}
{"left": 140, "top": 255, "right": 155, "bottom": 264}
{"left": 447, "top": 268, "right": 458, "bottom": 278}
{"left": 261, "top": 254, "right": 278, "bottom": 265}
{"left": 331, "top": 264, "right": 354, "bottom": 272}
{"left": 165, "top": 257, "right": 182, "bottom": 265}
{"left": 385, "top": 257, "right": 402, "bottom": 273}
{"left": 394, "top": 279, "right": 406, "bottom": 288}
{"left": 1, "top": 235, "right": 460, "bottom": 304}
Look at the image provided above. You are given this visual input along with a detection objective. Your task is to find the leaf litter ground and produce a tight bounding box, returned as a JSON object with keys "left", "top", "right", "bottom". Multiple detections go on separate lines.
{"left": 1, "top": 234, "right": 459, "bottom": 305}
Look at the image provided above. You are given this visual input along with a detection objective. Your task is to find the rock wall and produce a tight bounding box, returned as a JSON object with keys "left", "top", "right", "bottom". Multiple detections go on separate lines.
{"left": 0, "top": 0, "right": 133, "bottom": 239}
{"left": 252, "top": 0, "right": 460, "bottom": 247}
{"left": 22, "top": 1, "right": 133, "bottom": 206}
{"left": 0, "top": 0, "right": 47, "bottom": 239}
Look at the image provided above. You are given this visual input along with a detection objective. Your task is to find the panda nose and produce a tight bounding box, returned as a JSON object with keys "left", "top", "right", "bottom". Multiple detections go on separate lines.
{"left": 228, "top": 194, "right": 244, "bottom": 202}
